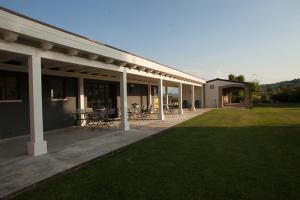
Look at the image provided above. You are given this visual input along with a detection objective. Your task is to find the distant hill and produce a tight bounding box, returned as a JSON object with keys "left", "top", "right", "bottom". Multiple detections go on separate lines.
{"left": 260, "top": 79, "right": 300, "bottom": 92}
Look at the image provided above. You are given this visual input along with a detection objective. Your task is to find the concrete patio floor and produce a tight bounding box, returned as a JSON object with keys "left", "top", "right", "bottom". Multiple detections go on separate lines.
{"left": 0, "top": 109, "right": 210, "bottom": 198}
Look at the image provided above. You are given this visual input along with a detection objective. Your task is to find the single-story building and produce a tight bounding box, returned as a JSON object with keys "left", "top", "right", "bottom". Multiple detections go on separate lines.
{"left": 0, "top": 7, "right": 206, "bottom": 156}
{"left": 205, "top": 78, "right": 251, "bottom": 108}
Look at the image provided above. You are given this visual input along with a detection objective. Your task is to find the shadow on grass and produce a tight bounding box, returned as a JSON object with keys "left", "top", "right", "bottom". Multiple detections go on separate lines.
{"left": 12, "top": 124, "right": 300, "bottom": 200}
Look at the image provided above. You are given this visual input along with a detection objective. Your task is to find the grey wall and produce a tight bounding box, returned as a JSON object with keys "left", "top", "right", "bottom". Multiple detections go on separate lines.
{"left": 116, "top": 83, "right": 149, "bottom": 109}
{"left": 0, "top": 71, "right": 78, "bottom": 139}
{"left": 0, "top": 70, "right": 29, "bottom": 139}
{"left": 42, "top": 75, "right": 77, "bottom": 131}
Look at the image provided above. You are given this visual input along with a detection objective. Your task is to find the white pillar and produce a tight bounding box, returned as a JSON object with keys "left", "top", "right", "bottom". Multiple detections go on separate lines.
{"left": 165, "top": 86, "right": 169, "bottom": 108}
{"left": 148, "top": 83, "right": 152, "bottom": 106}
{"left": 201, "top": 86, "right": 205, "bottom": 108}
{"left": 191, "top": 84, "right": 195, "bottom": 110}
{"left": 77, "top": 78, "right": 85, "bottom": 125}
{"left": 27, "top": 55, "right": 47, "bottom": 156}
{"left": 158, "top": 79, "right": 164, "bottom": 120}
{"left": 78, "top": 78, "right": 85, "bottom": 110}
{"left": 148, "top": 83, "right": 153, "bottom": 113}
{"left": 178, "top": 82, "right": 183, "bottom": 114}
{"left": 120, "top": 69, "right": 129, "bottom": 131}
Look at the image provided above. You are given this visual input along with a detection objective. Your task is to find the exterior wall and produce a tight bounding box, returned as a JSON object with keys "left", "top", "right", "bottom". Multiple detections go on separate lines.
{"left": 127, "top": 83, "right": 148, "bottom": 107}
{"left": 0, "top": 71, "right": 78, "bottom": 139}
{"left": 194, "top": 86, "right": 201, "bottom": 108}
{"left": 181, "top": 85, "right": 203, "bottom": 108}
{"left": 0, "top": 70, "right": 29, "bottom": 139}
{"left": 205, "top": 80, "right": 246, "bottom": 108}
{"left": 182, "top": 84, "right": 191, "bottom": 108}
{"left": 116, "top": 83, "right": 149, "bottom": 112}
{"left": 42, "top": 75, "right": 77, "bottom": 131}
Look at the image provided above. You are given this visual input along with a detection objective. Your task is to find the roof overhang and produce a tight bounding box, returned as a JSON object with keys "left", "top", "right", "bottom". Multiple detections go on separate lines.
{"left": 0, "top": 7, "right": 206, "bottom": 86}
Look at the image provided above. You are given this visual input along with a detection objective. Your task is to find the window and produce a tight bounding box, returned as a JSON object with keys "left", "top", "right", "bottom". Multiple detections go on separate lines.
{"left": 85, "top": 80, "right": 115, "bottom": 109}
{"left": 0, "top": 76, "right": 19, "bottom": 100}
{"left": 210, "top": 85, "right": 215, "bottom": 89}
{"left": 50, "top": 79, "right": 66, "bottom": 99}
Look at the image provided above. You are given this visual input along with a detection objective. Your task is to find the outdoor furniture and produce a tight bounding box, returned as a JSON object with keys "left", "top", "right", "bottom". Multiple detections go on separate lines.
{"left": 128, "top": 105, "right": 152, "bottom": 120}
{"left": 101, "top": 108, "right": 115, "bottom": 128}
{"left": 73, "top": 107, "right": 116, "bottom": 128}
{"left": 86, "top": 111, "right": 101, "bottom": 127}
{"left": 140, "top": 105, "right": 152, "bottom": 119}
{"left": 128, "top": 107, "right": 139, "bottom": 120}
{"left": 73, "top": 109, "right": 88, "bottom": 126}
{"left": 165, "top": 104, "right": 175, "bottom": 114}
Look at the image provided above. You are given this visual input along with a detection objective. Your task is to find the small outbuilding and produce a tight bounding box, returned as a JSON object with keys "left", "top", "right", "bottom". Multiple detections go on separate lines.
{"left": 205, "top": 78, "right": 251, "bottom": 108}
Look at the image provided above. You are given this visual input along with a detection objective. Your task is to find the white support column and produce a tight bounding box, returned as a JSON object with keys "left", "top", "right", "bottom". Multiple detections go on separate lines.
{"left": 27, "top": 55, "right": 47, "bottom": 156}
{"left": 148, "top": 83, "right": 153, "bottom": 113}
{"left": 191, "top": 84, "right": 195, "bottom": 111}
{"left": 178, "top": 82, "right": 183, "bottom": 114}
{"left": 120, "top": 69, "right": 129, "bottom": 131}
{"left": 158, "top": 78, "right": 164, "bottom": 120}
{"left": 201, "top": 86, "right": 205, "bottom": 108}
{"left": 148, "top": 83, "right": 152, "bottom": 106}
{"left": 77, "top": 78, "right": 85, "bottom": 126}
{"left": 165, "top": 86, "right": 169, "bottom": 108}
{"left": 78, "top": 78, "right": 85, "bottom": 110}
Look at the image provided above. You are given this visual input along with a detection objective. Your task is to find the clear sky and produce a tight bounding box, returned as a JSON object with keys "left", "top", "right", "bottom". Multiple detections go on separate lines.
{"left": 1, "top": 0, "right": 299, "bottom": 84}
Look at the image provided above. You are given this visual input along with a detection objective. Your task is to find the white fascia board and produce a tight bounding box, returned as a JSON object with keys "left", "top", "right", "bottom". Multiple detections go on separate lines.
{"left": 0, "top": 39, "right": 123, "bottom": 72}
{"left": 0, "top": 63, "right": 157, "bottom": 85}
{"left": 0, "top": 39, "right": 37, "bottom": 55}
{"left": 0, "top": 9, "right": 205, "bottom": 85}
{"left": 0, "top": 39, "right": 203, "bottom": 87}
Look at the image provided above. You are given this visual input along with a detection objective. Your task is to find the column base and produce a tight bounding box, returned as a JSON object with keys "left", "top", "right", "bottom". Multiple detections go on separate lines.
{"left": 192, "top": 107, "right": 196, "bottom": 111}
{"left": 27, "top": 140, "right": 47, "bottom": 156}
{"left": 179, "top": 109, "right": 183, "bottom": 114}
{"left": 120, "top": 122, "right": 130, "bottom": 131}
{"left": 158, "top": 114, "right": 165, "bottom": 120}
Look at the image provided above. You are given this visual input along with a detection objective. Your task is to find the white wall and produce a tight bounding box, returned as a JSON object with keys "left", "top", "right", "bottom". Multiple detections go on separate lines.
{"left": 182, "top": 84, "right": 191, "bottom": 105}
{"left": 194, "top": 86, "right": 201, "bottom": 107}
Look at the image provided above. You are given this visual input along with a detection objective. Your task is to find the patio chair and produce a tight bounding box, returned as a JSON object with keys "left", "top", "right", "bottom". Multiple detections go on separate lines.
{"left": 103, "top": 108, "right": 116, "bottom": 128}
{"left": 86, "top": 111, "right": 100, "bottom": 128}
{"left": 140, "top": 105, "right": 151, "bottom": 120}
{"left": 167, "top": 104, "right": 175, "bottom": 114}
{"left": 128, "top": 107, "right": 139, "bottom": 120}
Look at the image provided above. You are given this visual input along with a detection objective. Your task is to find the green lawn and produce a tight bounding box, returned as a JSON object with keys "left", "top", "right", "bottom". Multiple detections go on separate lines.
{"left": 14, "top": 105, "right": 300, "bottom": 200}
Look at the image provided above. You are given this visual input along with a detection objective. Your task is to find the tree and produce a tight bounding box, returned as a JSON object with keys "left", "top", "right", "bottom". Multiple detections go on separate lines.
{"left": 236, "top": 75, "right": 245, "bottom": 82}
{"left": 228, "top": 74, "right": 245, "bottom": 82}
{"left": 228, "top": 74, "right": 235, "bottom": 81}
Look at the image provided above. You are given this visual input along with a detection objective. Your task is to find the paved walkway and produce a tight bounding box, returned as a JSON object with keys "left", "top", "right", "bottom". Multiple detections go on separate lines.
{"left": 0, "top": 109, "right": 210, "bottom": 198}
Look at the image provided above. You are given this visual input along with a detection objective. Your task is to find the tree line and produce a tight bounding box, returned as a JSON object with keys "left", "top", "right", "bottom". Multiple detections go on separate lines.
{"left": 259, "top": 79, "right": 300, "bottom": 103}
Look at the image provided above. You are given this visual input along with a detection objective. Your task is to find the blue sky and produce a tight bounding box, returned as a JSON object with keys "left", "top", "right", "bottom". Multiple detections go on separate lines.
{"left": 1, "top": 0, "right": 299, "bottom": 84}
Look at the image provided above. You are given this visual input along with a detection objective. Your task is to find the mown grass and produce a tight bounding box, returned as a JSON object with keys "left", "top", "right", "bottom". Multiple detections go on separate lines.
{"left": 13, "top": 105, "right": 300, "bottom": 200}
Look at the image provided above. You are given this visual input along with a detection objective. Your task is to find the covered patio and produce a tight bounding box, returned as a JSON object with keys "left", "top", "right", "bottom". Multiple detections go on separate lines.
{"left": 0, "top": 7, "right": 205, "bottom": 158}
{"left": 0, "top": 109, "right": 210, "bottom": 198}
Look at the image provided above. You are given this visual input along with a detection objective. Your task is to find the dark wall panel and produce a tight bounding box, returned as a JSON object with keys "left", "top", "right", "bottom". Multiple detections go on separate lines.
{"left": 42, "top": 75, "right": 77, "bottom": 131}
{"left": 0, "top": 70, "right": 29, "bottom": 139}
{"left": 0, "top": 71, "right": 78, "bottom": 139}
{"left": 116, "top": 83, "right": 148, "bottom": 96}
